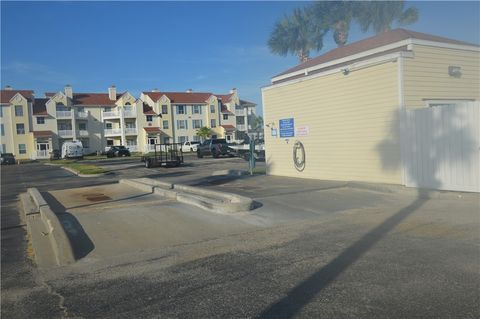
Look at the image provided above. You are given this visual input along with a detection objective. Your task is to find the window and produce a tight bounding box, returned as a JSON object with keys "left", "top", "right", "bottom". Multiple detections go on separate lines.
{"left": 18, "top": 144, "right": 26, "bottom": 154}
{"left": 162, "top": 105, "right": 168, "bottom": 114}
{"left": 37, "top": 117, "right": 45, "bottom": 124}
{"left": 146, "top": 115, "right": 153, "bottom": 122}
{"left": 192, "top": 135, "right": 200, "bottom": 142}
{"left": 104, "top": 107, "right": 112, "bottom": 112}
{"left": 0, "top": 106, "right": 3, "bottom": 117}
{"left": 210, "top": 119, "right": 216, "bottom": 128}
{"left": 178, "top": 136, "right": 188, "bottom": 143}
{"left": 16, "top": 123, "right": 25, "bottom": 134}
{"left": 15, "top": 105, "right": 23, "bottom": 116}
{"left": 162, "top": 137, "right": 170, "bottom": 144}
{"left": 125, "top": 122, "right": 135, "bottom": 128}
{"left": 1, "top": 144, "right": 5, "bottom": 153}
{"left": 192, "top": 105, "right": 202, "bottom": 114}
{"left": 106, "top": 123, "right": 113, "bottom": 129}
{"left": 210, "top": 105, "right": 215, "bottom": 113}
{"left": 79, "top": 123, "right": 87, "bottom": 130}
{"left": 163, "top": 120, "right": 169, "bottom": 129}
{"left": 223, "top": 114, "right": 228, "bottom": 120}
{"left": 1, "top": 124, "right": 4, "bottom": 136}
{"left": 176, "top": 105, "right": 186, "bottom": 114}
{"left": 177, "top": 120, "right": 187, "bottom": 129}
{"left": 107, "top": 139, "right": 114, "bottom": 146}
{"left": 192, "top": 119, "right": 202, "bottom": 129}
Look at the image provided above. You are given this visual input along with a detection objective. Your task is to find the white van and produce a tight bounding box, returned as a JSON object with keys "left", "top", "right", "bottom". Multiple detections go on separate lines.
{"left": 61, "top": 141, "right": 84, "bottom": 159}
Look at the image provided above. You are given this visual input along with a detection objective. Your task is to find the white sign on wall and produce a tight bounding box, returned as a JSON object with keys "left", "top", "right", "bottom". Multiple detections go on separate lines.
{"left": 295, "top": 126, "right": 309, "bottom": 137}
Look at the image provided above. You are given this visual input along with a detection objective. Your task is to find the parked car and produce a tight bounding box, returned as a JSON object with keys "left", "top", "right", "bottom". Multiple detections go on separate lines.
{"left": 197, "top": 138, "right": 232, "bottom": 158}
{"left": 1, "top": 153, "right": 16, "bottom": 165}
{"left": 181, "top": 141, "right": 200, "bottom": 152}
{"left": 61, "top": 141, "right": 83, "bottom": 159}
{"left": 106, "top": 145, "right": 131, "bottom": 158}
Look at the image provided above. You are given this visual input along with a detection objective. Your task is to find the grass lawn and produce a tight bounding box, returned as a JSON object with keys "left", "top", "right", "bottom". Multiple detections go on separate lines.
{"left": 64, "top": 163, "right": 106, "bottom": 175}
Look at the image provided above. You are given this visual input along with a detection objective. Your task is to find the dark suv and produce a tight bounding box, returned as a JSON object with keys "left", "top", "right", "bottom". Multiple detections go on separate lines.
{"left": 197, "top": 139, "right": 231, "bottom": 158}
{"left": 106, "top": 146, "right": 131, "bottom": 158}
{"left": 1, "top": 153, "right": 16, "bottom": 165}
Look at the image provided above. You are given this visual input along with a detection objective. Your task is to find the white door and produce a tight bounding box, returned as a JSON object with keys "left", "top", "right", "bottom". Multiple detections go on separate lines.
{"left": 36, "top": 143, "right": 49, "bottom": 158}
{"left": 403, "top": 102, "right": 479, "bottom": 192}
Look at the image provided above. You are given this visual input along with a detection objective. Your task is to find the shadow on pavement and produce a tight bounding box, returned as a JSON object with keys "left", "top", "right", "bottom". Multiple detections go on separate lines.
{"left": 41, "top": 192, "right": 95, "bottom": 260}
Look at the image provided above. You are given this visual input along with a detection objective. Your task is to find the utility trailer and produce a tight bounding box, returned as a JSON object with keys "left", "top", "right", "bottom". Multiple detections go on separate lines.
{"left": 142, "top": 143, "right": 184, "bottom": 168}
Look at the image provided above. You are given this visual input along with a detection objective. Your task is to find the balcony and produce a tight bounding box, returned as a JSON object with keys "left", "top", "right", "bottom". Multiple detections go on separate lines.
{"left": 56, "top": 111, "right": 72, "bottom": 119}
{"left": 104, "top": 128, "right": 122, "bottom": 136}
{"left": 125, "top": 128, "right": 138, "bottom": 135}
{"left": 236, "top": 124, "right": 246, "bottom": 131}
{"left": 123, "top": 110, "right": 137, "bottom": 118}
{"left": 78, "top": 130, "right": 89, "bottom": 137}
{"left": 76, "top": 111, "right": 88, "bottom": 118}
{"left": 235, "top": 109, "right": 246, "bottom": 116}
{"left": 58, "top": 129, "right": 73, "bottom": 138}
{"left": 102, "top": 110, "right": 121, "bottom": 119}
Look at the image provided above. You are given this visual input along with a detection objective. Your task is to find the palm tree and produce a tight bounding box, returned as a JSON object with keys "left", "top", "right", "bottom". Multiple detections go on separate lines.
{"left": 355, "top": 1, "right": 418, "bottom": 34}
{"left": 196, "top": 127, "right": 211, "bottom": 141}
{"left": 310, "top": 1, "right": 355, "bottom": 47}
{"left": 268, "top": 8, "right": 329, "bottom": 62}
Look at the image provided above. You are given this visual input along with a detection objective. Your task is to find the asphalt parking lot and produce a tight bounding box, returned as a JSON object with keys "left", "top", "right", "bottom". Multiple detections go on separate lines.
{"left": 1, "top": 157, "right": 479, "bottom": 318}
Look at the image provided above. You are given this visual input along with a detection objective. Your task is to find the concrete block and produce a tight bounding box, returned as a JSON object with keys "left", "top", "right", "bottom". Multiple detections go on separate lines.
{"left": 119, "top": 179, "right": 154, "bottom": 193}
{"left": 28, "top": 188, "right": 48, "bottom": 208}
{"left": 39, "top": 206, "right": 75, "bottom": 266}
{"left": 154, "top": 188, "right": 177, "bottom": 199}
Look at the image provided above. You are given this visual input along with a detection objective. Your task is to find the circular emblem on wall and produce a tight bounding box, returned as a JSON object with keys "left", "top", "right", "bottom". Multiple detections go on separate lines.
{"left": 293, "top": 140, "right": 306, "bottom": 172}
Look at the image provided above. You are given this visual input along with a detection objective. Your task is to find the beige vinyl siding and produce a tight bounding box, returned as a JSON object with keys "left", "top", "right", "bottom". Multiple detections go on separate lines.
{"left": 404, "top": 45, "right": 480, "bottom": 108}
{"left": 263, "top": 60, "right": 401, "bottom": 184}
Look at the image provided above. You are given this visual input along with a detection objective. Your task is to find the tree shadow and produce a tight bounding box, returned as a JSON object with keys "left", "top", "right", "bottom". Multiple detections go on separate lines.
{"left": 258, "top": 104, "right": 478, "bottom": 318}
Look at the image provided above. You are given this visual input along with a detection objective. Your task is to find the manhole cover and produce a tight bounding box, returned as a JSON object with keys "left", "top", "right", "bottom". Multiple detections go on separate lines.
{"left": 82, "top": 193, "right": 112, "bottom": 202}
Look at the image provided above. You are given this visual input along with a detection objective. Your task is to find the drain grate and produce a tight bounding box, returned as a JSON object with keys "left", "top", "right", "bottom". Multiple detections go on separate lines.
{"left": 82, "top": 193, "right": 112, "bottom": 202}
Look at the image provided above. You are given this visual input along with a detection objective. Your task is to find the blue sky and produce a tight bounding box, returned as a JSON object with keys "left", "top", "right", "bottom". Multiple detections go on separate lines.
{"left": 1, "top": 1, "right": 479, "bottom": 115}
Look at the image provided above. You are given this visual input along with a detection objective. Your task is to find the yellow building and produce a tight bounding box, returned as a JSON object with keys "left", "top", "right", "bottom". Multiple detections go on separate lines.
{"left": 0, "top": 88, "right": 35, "bottom": 159}
{"left": 262, "top": 29, "right": 480, "bottom": 192}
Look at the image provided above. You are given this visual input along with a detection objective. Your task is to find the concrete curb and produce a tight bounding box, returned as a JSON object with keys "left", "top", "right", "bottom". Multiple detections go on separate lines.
{"left": 61, "top": 166, "right": 107, "bottom": 177}
{"left": 24, "top": 188, "right": 75, "bottom": 266}
{"left": 120, "top": 178, "right": 253, "bottom": 214}
{"left": 39, "top": 205, "right": 75, "bottom": 265}
{"left": 211, "top": 169, "right": 249, "bottom": 177}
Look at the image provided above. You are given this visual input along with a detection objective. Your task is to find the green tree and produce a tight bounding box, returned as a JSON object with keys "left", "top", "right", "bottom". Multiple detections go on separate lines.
{"left": 355, "top": 1, "right": 419, "bottom": 34}
{"left": 268, "top": 8, "right": 329, "bottom": 62}
{"left": 250, "top": 115, "right": 264, "bottom": 140}
{"left": 196, "top": 126, "right": 211, "bottom": 141}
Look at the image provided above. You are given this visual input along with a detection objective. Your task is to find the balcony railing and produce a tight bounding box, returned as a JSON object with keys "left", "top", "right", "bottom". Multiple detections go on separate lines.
{"left": 102, "top": 110, "right": 121, "bottom": 118}
{"left": 123, "top": 110, "right": 137, "bottom": 118}
{"left": 125, "top": 128, "right": 138, "bottom": 135}
{"left": 58, "top": 129, "right": 73, "bottom": 137}
{"left": 236, "top": 124, "right": 246, "bottom": 131}
{"left": 104, "top": 128, "right": 122, "bottom": 136}
{"left": 56, "top": 111, "right": 72, "bottom": 118}
{"left": 127, "top": 145, "right": 138, "bottom": 152}
{"left": 36, "top": 150, "right": 49, "bottom": 159}
{"left": 78, "top": 130, "right": 89, "bottom": 137}
{"left": 145, "top": 145, "right": 156, "bottom": 153}
{"left": 235, "top": 109, "right": 246, "bottom": 116}
{"left": 76, "top": 111, "right": 88, "bottom": 118}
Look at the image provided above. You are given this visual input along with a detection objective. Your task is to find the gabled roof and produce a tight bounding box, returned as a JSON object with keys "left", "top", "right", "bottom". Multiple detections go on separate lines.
{"left": 215, "top": 94, "right": 233, "bottom": 103}
{"left": 274, "top": 28, "right": 480, "bottom": 81}
{"left": 0, "top": 90, "right": 34, "bottom": 103}
{"left": 143, "top": 91, "right": 213, "bottom": 104}
{"left": 240, "top": 99, "right": 256, "bottom": 106}
{"left": 221, "top": 105, "right": 234, "bottom": 115}
{"left": 44, "top": 92, "right": 123, "bottom": 106}
{"left": 144, "top": 127, "right": 162, "bottom": 133}
{"left": 32, "top": 98, "right": 49, "bottom": 115}
{"left": 221, "top": 124, "right": 236, "bottom": 130}
{"left": 143, "top": 102, "right": 157, "bottom": 115}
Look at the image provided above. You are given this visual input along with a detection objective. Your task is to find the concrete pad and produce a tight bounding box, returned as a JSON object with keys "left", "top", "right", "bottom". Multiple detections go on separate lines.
{"left": 44, "top": 183, "right": 259, "bottom": 261}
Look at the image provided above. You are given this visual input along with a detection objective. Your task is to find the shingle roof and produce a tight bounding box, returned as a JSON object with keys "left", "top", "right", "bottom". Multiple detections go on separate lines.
{"left": 274, "top": 28, "right": 480, "bottom": 80}
{"left": 143, "top": 92, "right": 213, "bottom": 104}
{"left": 215, "top": 94, "right": 233, "bottom": 103}
{"left": 33, "top": 130, "right": 53, "bottom": 138}
{"left": 221, "top": 124, "right": 236, "bottom": 130}
{"left": 144, "top": 127, "right": 162, "bottom": 133}
{"left": 32, "top": 98, "right": 49, "bottom": 115}
{"left": 143, "top": 102, "right": 157, "bottom": 115}
{"left": 240, "top": 99, "right": 256, "bottom": 106}
{"left": 0, "top": 90, "right": 34, "bottom": 103}
{"left": 44, "top": 92, "right": 123, "bottom": 106}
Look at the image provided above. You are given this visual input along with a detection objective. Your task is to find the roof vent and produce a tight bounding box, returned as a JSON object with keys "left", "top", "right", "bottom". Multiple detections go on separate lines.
{"left": 152, "top": 88, "right": 159, "bottom": 92}
{"left": 229, "top": 88, "right": 237, "bottom": 94}
{"left": 4, "top": 85, "right": 13, "bottom": 90}
{"left": 64, "top": 85, "right": 73, "bottom": 98}
{"left": 186, "top": 89, "right": 193, "bottom": 93}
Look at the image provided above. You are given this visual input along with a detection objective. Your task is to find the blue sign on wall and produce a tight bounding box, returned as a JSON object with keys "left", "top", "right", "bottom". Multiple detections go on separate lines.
{"left": 279, "top": 118, "right": 295, "bottom": 138}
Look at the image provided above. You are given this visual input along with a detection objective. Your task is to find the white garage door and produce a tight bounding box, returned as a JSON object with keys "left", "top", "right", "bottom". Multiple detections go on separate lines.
{"left": 403, "top": 102, "right": 480, "bottom": 192}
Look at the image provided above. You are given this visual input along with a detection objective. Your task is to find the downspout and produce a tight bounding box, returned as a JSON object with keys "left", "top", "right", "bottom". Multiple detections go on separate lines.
{"left": 397, "top": 53, "right": 407, "bottom": 186}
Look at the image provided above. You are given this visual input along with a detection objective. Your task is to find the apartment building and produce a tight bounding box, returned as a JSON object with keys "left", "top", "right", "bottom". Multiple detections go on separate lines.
{"left": 1, "top": 85, "right": 258, "bottom": 159}
{"left": 141, "top": 88, "right": 257, "bottom": 145}
{"left": 0, "top": 88, "right": 35, "bottom": 159}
